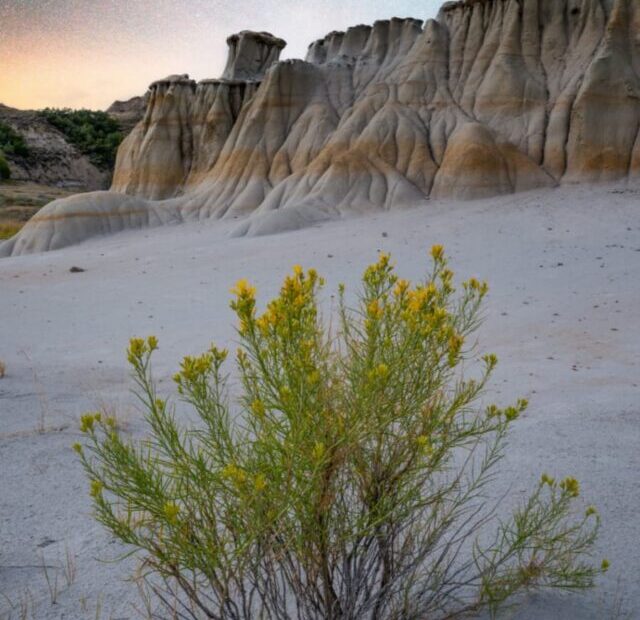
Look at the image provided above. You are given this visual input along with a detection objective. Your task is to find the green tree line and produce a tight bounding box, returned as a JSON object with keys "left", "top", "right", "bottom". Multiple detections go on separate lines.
{"left": 40, "top": 108, "right": 123, "bottom": 170}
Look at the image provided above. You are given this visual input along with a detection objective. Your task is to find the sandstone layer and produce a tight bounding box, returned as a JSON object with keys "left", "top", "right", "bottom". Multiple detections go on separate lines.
{"left": 3, "top": 0, "right": 639, "bottom": 256}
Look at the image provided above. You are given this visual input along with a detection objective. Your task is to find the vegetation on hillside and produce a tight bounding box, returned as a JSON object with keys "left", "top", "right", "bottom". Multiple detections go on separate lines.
{"left": 77, "top": 249, "right": 606, "bottom": 619}
{"left": 40, "top": 108, "right": 123, "bottom": 170}
{"left": 0, "top": 153, "right": 11, "bottom": 181}
{"left": 0, "top": 121, "right": 29, "bottom": 158}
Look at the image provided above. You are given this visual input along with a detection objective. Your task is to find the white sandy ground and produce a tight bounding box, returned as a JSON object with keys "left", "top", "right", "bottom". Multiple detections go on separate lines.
{"left": 0, "top": 184, "right": 639, "bottom": 619}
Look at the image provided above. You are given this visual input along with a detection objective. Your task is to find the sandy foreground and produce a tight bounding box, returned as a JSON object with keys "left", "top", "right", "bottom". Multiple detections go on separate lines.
{"left": 0, "top": 184, "right": 638, "bottom": 619}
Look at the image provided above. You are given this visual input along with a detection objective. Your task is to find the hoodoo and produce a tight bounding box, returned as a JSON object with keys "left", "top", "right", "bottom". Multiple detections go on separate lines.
{"left": 2, "top": 0, "right": 639, "bottom": 256}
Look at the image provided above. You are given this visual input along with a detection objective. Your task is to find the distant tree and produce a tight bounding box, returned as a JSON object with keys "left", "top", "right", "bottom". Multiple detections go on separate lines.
{"left": 0, "top": 122, "right": 29, "bottom": 158}
{"left": 39, "top": 108, "right": 123, "bottom": 170}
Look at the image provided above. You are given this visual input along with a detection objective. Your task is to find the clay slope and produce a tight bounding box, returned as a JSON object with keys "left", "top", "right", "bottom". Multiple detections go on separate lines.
{"left": 3, "top": 0, "right": 639, "bottom": 256}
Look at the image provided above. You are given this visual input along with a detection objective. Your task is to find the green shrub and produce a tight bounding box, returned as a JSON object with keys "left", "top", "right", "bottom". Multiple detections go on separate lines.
{"left": 0, "top": 122, "right": 29, "bottom": 158}
{"left": 77, "top": 248, "right": 606, "bottom": 619}
{"left": 0, "top": 153, "right": 10, "bottom": 180}
{"left": 39, "top": 108, "right": 123, "bottom": 170}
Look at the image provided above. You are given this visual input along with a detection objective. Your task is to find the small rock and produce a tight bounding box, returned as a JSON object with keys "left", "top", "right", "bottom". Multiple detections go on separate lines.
{"left": 69, "top": 266, "right": 85, "bottom": 273}
{"left": 37, "top": 537, "right": 57, "bottom": 548}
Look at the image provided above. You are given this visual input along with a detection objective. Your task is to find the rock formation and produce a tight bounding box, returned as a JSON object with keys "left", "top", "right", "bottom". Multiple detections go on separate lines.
{"left": 3, "top": 0, "right": 639, "bottom": 257}
{"left": 222, "top": 31, "right": 286, "bottom": 80}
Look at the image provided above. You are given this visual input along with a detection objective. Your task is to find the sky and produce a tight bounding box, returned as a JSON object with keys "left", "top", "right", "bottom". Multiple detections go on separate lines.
{"left": 0, "top": 0, "right": 443, "bottom": 111}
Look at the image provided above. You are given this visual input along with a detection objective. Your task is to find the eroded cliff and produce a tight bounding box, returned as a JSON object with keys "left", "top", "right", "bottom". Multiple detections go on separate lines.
{"left": 3, "top": 0, "right": 638, "bottom": 256}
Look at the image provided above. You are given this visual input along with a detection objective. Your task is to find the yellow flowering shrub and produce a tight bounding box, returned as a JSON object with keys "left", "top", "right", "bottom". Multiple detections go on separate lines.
{"left": 77, "top": 249, "right": 605, "bottom": 619}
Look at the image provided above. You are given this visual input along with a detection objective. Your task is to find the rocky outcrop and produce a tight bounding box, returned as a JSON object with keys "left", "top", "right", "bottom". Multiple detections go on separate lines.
{"left": 223, "top": 31, "right": 286, "bottom": 80}
{"left": 106, "top": 95, "right": 149, "bottom": 134}
{"left": 110, "top": 75, "right": 197, "bottom": 200}
{"left": 0, "top": 104, "right": 109, "bottom": 190}
{"left": 3, "top": 0, "right": 639, "bottom": 257}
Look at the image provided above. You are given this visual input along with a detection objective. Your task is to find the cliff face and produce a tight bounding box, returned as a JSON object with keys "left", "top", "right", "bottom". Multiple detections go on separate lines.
{"left": 3, "top": 0, "right": 639, "bottom": 256}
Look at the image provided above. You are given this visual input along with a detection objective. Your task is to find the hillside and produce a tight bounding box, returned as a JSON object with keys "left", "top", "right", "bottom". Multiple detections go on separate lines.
{"left": 0, "top": 105, "right": 111, "bottom": 190}
{"left": 0, "top": 101, "right": 146, "bottom": 188}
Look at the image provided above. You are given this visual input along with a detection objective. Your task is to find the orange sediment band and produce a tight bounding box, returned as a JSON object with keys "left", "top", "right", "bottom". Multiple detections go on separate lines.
{"left": 30, "top": 208, "right": 151, "bottom": 223}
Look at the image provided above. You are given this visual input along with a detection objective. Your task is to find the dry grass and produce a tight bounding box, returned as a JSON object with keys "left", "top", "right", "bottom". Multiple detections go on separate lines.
{"left": 0, "top": 181, "right": 77, "bottom": 240}
{"left": 0, "top": 221, "right": 22, "bottom": 239}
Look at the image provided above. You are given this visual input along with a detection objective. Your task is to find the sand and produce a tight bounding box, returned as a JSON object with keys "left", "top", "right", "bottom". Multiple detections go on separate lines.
{"left": 0, "top": 184, "right": 638, "bottom": 618}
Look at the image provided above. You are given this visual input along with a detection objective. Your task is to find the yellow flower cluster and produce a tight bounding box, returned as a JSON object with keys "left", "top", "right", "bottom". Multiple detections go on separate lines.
{"left": 312, "top": 441, "right": 326, "bottom": 461}
{"left": 503, "top": 406, "right": 520, "bottom": 422}
{"left": 368, "top": 363, "right": 389, "bottom": 381}
{"left": 231, "top": 278, "right": 257, "bottom": 299}
{"left": 90, "top": 479, "right": 103, "bottom": 498}
{"left": 541, "top": 473, "right": 556, "bottom": 487}
{"left": 363, "top": 253, "right": 393, "bottom": 288}
{"left": 431, "top": 245, "right": 445, "bottom": 261}
{"left": 230, "top": 279, "right": 258, "bottom": 333}
{"left": 222, "top": 464, "right": 268, "bottom": 496}
{"left": 439, "top": 268, "right": 454, "bottom": 294}
{"left": 560, "top": 477, "right": 580, "bottom": 498}
{"left": 447, "top": 333, "right": 464, "bottom": 367}
{"left": 80, "top": 412, "right": 102, "bottom": 433}
{"left": 127, "top": 335, "right": 158, "bottom": 364}
{"left": 483, "top": 353, "right": 498, "bottom": 370}
{"left": 222, "top": 463, "right": 247, "bottom": 486}
{"left": 176, "top": 354, "right": 212, "bottom": 382}
{"left": 163, "top": 501, "right": 180, "bottom": 524}
{"left": 129, "top": 337, "right": 146, "bottom": 358}
{"left": 406, "top": 284, "right": 437, "bottom": 315}
{"left": 367, "top": 299, "right": 383, "bottom": 319}
{"left": 251, "top": 266, "right": 323, "bottom": 340}
{"left": 173, "top": 347, "right": 228, "bottom": 389}
{"left": 464, "top": 277, "right": 489, "bottom": 296}
{"left": 486, "top": 399, "right": 527, "bottom": 422}
{"left": 256, "top": 310, "right": 278, "bottom": 334}
{"left": 416, "top": 435, "right": 433, "bottom": 455}
{"left": 254, "top": 473, "right": 268, "bottom": 492}
{"left": 394, "top": 279, "right": 410, "bottom": 298}
{"left": 251, "top": 398, "right": 266, "bottom": 418}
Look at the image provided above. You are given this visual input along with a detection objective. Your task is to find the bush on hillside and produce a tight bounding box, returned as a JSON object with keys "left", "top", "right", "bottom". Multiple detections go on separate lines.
{"left": 40, "top": 108, "right": 123, "bottom": 170}
{"left": 0, "top": 122, "right": 29, "bottom": 158}
{"left": 77, "top": 248, "right": 606, "bottom": 619}
{"left": 0, "top": 153, "right": 10, "bottom": 180}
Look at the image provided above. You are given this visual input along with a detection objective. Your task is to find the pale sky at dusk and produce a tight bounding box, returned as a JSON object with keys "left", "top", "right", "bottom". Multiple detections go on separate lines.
{"left": 0, "top": 0, "right": 444, "bottom": 111}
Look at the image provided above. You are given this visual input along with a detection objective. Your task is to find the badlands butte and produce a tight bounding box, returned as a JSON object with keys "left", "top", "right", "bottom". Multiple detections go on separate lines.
{"left": 2, "top": 0, "right": 640, "bottom": 257}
